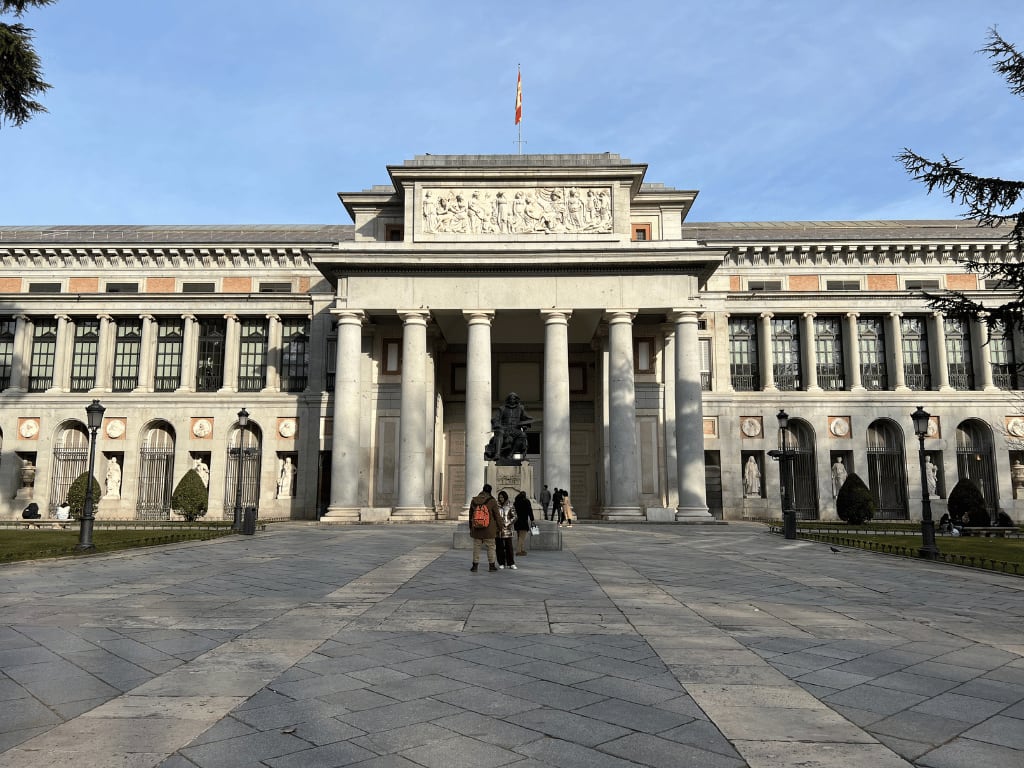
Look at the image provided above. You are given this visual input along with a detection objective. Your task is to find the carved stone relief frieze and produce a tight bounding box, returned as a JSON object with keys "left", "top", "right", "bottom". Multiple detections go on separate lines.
{"left": 420, "top": 186, "right": 613, "bottom": 235}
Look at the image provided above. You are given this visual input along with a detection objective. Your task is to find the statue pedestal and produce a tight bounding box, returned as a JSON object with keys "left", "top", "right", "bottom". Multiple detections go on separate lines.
{"left": 486, "top": 460, "right": 534, "bottom": 500}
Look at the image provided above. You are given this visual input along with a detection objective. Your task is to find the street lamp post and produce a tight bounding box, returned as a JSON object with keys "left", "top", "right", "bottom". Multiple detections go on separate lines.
{"left": 232, "top": 407, "right": 249, "bottom": 532}
{"left": 911, "top": 406, "right": 940, "bottom": 559}
{"left": 75, "top": 399, "right": 106, "bottom": 552}
{"left": 768, "top": 409, "right": 797, "bottom": 540}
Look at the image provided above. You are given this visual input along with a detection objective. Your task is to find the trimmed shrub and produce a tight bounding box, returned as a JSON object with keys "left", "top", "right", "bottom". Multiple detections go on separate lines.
{"left": 171, "top": 469, "right": 209, "bottom": 522}
{"left": 836, "top": 472, "right": 876, "bottom": 525}
{"left": 66, "top": 472, "right": 102, "bottom": 519}
{"left": 948, "top": 478, "right": 990, "bottom": 526}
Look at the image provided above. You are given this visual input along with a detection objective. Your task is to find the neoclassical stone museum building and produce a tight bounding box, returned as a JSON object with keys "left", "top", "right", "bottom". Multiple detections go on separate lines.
{"left": 1, "top": 153, "right": 1020, "bottom": 524}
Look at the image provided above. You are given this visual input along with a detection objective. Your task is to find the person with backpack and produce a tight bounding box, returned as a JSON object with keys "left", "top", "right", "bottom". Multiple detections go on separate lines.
{"left": 469, "top": 483, "right": 499, "bottom": 572}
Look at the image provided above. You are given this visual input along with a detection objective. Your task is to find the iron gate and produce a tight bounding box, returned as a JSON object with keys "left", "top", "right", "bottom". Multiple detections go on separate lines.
{"left": 50, "top": 430, "right": 88, "bottom": 514}
{"left": 136, "top": 425, "right": 175, "bottom": 520}
{"left": 867, "top": 420, "right": 908, "bottom": 519}
{"left": 956, "top": 420, "right": 998, "bottom": 521}
{"left": 788, "top": 422, "right": 819, "bottom": 520}
{"left": 225, "top": 423, "right": 261, "bottom": 520}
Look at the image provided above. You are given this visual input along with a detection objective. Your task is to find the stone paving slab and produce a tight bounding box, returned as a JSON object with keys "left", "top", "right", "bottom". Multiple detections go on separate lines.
{"left": 0, "top": 523, "right": 1021, "bottom": 766}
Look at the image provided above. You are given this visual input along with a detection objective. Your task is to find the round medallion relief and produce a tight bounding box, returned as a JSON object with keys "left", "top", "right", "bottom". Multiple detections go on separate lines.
{"left": 278, "top": 419, "right": 297, "bottom": 438}
{"left": 105, "top": 419, "right": 126, "bottom": 439}
{"left": 19, "top": 420, "right": 38, "bottom": 439}
{"left": 830, "top": 418, "right": 850, "bottom": 437}
{"left": 192, "top": 419, "right": 213, "bottom": 438}
{"left": 1009, "top": 418, "right": 1024, "bottom": 438}
{"left": 740, "top": 418, "right": 762, "bottom": 437}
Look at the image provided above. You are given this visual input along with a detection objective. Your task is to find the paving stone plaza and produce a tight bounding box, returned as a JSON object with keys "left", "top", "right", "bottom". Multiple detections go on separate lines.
{"left": 1, "top": 523, "right": 1022, "bottom": 767}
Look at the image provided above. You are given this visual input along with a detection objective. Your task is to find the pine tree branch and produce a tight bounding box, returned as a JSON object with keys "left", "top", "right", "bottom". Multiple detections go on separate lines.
{"left": 0, "top": 21, "right": 50, "bottom": 128}
{"left": 982, "top": 27, "right": 1024, "bottom": 97}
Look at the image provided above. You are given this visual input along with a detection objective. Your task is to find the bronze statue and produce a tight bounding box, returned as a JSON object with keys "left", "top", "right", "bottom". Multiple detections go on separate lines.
{"left": 484, "top": 392, "right": 533, "bottom": 462}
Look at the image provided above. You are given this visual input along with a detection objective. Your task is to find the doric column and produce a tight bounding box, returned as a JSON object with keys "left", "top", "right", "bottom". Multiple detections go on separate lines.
{"left": 463, "top": 311, "right": 494, "bottom": 506}
{"left": 845, "top": 312, "right": 863, "bottom": 390}
{"left": 220, "top": 314, "right": 239, "bottom": 393}
{"left": 603, "top": 310, "right": 642, "bottom": 520}
{"left": 9, "top": 314, "right": 30, "bottom": 392}
{"left": 95, "top": 314, "right": 114, "bottom": 392}
{"left": 673, "top": 310, "right": 712, "bottom": 519}
{"left": 49, "top": 314, "right": 71, "bottom": 393}
{"left": 324, "top": 310, "right": 364, "bottom": 521}
{"left": 889, "top": 312, "right": 908, "bottom": 390}
{"left": 932, "top": 312, "right": 952, "bottom": 391}
{"left": 264, "top": 313, "right": 282, "bottom": 392}
{"left": 720, "top": 312, "right": 735, "bottom": 392}
{"left": 394, "top": 310, "right": 432, "bottom": 520}
{"left": 802, "top": 312, "right": 820, "bottom": 391}
{"left": 135, "top": 314, "right": 156, "bottom": 393}
{"left": 542, "top": 310, "right": 572, "bottom": 498}
{"left": 976, "top": 315, "right": 997, "bottom": 391}
{"left": 179, "top": 314, "right": 197, "bottom": 392}
{"left": 759, "top": 312, "right": 776, "bottom": 391}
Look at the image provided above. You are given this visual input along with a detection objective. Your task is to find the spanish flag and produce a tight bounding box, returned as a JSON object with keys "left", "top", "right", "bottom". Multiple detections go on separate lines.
{"left": 515, "top": 69, "right": 522, "bottom": 125}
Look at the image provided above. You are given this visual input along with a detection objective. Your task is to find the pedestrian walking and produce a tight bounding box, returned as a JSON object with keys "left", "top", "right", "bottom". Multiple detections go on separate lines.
{"left": 539, "top": 484, "right": 551, "bottom": 520}
{"left": 495, "top": 491, "right": 516, "bottom": 570}
{"left": 469, "top": 483, "right": 499, "bottom": 572}
{"left": 513, "top": 490, "right": 534, "bottom": 556}
{"left": 560, "top": 490, "right": 574, "bottom": 527}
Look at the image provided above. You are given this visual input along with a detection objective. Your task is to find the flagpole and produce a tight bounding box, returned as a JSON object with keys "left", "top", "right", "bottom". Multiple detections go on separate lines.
{"left": 515, "top": 64, "right": 524, "bottom": 155}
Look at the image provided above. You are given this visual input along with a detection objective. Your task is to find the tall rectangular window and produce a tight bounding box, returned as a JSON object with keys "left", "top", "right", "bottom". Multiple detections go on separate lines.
{"left": 382, "top": 338, "right": 401, "bottom": 374}
{"left": 325, "top": 334, "right": 336, "bottom": 392}
{"left": 154, "top": 318, "right": 183, "bottom": 392}
{"left": 771, "top": 316, "right": 801, "bottom": 391}
{"left": 29, "top": 318, "right": 57, "bottom": 392}
{"left": 728, "top": 317, "right": 760, "bottom": 391}
{"left": 238, "top": 318, "right": 268, "bottom": 392}
{"left": 943, "top": 317, "right": 974, "bottom": 390}
{"left": 814, "top": 316, "right": 845, "bottom": 391}
{"left": 112, "top": 318, "right": 142, "bottom": 392}
{"left": 70, "top": 319, "right": 100, "bottom": 392}
{"left": 281, "top": 318, "right": 309, "bottom": 392}
{"left": 901, "top": 315, "right": 931, "bottom": 391}
{"left": 0, "top": 318, "right": 15, "bottom": 390}
{"left": 858, "top": 316, "right": 888, "bottom": 390}
{"left": 699, "top": 338, "right": 712, "bottom": 391}
{"left": 196, "top": 318, "right": 226, "bottom": 392}
{"left": 634, "top": 338, "right": 655, "bottom": 373}
{"left": 990, "top": 323, "right": 1019, "bottom": 390}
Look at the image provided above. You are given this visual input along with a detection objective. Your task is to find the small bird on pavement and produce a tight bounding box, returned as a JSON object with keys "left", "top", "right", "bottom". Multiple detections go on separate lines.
{"left": 830, "top": 546, "right": 841, "bottom": 554}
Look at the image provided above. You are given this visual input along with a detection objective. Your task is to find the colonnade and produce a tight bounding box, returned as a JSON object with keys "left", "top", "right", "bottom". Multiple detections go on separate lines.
{"left": 325, "top": 307, "right": 711, "bottom": 522}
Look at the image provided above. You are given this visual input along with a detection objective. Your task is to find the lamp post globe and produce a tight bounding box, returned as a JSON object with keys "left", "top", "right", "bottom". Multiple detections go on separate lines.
{"left": 75, "top": 399, "right": 106, "bottom": 552}
{"left": 911, "top": 406, "right": 940, "bottom": 560}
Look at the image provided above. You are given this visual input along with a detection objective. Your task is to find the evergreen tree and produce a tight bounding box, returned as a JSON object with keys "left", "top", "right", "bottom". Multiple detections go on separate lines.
{"left": 897, "top": 28, "right": 1024, "bottom": 330}
{"left": 171, "top": 469, "right": 209, "bottom": 522}
{"left": 835, "top": 472, "right": 876, "bottom": 525}
{"left": 66, "top": 471, "right": 101, "bottom": 519}
{"left": 0, "top": 1, "right": 55, "bottom": 128}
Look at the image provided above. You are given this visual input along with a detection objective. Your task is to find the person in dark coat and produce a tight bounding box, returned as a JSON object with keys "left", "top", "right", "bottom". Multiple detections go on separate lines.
{"left": 513, "top": 490, "right": 535, "bottom": 556}
{"left": 469, "top": 483, "right": 499, "bottom": 572}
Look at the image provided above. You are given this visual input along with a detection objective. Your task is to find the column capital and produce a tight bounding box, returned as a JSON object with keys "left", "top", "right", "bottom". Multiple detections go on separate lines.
{"left": 802, "top": 311, "right": 817, "bottom": 320}
{"left": 462, "top": 310, "right": 495, "bottom": 324}
{"left": 98, "top": 313, "right": 113, "bottom": 323}
{"left": 223, "top": 313, "right": 238, "bottom": 321}
{"left": 759, "top": 311, "right": 774, "bottom": 320}
{"left": 397, "top": 309, "right": 431, "bottom": 326}
{"left": 605, "top": 309, "right": 637, "bottom": 324}
{"left": 845, "top": 311, "right": 859, "bottom": 320}
{"left": 669, "top": 309, "right": 700, "bottom": 324}
{"left": 140, "top": 313, "right": 155, "bottom": 322}
{"left": 181, "top": 313, "right": 196, "bottom": 322}
{"left": 56, "top": 314, "right": 71, "bottom": 322}
{"left": 265, "top": 313, "right": 281, "bottom": 322}
{"left": 330, "top": 309, "right": 365, "bottom": 325}
{"left": 540, "top": 309, "right": 572, "bottom": 323}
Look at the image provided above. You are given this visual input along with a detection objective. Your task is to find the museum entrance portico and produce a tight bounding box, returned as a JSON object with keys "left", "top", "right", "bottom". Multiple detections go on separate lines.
{"left": 312, "top": 153, "right": 725, "bottom": 524}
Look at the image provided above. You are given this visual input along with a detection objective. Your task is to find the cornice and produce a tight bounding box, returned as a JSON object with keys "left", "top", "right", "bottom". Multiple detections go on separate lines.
{"left": 722, "top": 241, "right": 1020, "bottom": 268}
{"left": 0, "top": 246, "right": 312, "bottom": 269}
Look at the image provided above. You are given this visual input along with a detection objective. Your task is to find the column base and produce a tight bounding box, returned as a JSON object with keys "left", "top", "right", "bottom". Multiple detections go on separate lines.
{"left": 675, "top": 505, "right": 713, "bottom": 520}
{"left": 321, "top": 506, "right": 361, "bottom": 523}
{"left": 599, "top": 506, "right": 644, "bottom": 521}
{"left": 391, "top": 506, "right": 436, "bottom": 522}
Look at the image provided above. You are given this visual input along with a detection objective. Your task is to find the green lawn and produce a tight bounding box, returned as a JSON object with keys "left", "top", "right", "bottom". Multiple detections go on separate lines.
{"left": 0, "top": 527, "right": 234, "bottom": 563}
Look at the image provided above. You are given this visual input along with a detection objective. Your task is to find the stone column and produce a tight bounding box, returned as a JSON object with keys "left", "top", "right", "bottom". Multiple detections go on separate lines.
{"left": 603, "top": 310, "right": 642, "bottom": 520}
{"left": 463, "top": 311, "right": 494, "bottom": 506}
{"left": 976, "top": 315, "right": 998, "bottom": 391}
{"left": 179, "top": 314, "right": 198, "bottom": 392}
{"left": 889, "top": 312, "right": 908, "bottom": 390}
{"left": 673, "top": 310, "right": 712, "bottom": 519}
{"left": 135, "top": 314, "right": 156, "bottom": 393}
{"left": 845, "top": 312, "right": 863, "bottom": 390}
{"left": 264, "top": 314, "right": 282, "bottom": 392}
{"left": 95, "top": 314, "right": 114, "bottom": 392}
{"left": 759, "top": 312, "right": 776, "bottom": 391}
{"left": 49, "top": 314, "right": 71, "bottom": 393}
{"left": 394, "top": 310, "right": 432, "bottom": 520}
{"left": 220, "top": 314, "right": 239, "bottom": 393}
{"left": 542, "top": 310, "right": 572, "bottom": 497}
{"left": 9, "top": 314, "right": 30, "bottom": 392}
{"left": 932, "top": 312, "right": 952, "bottom": 391}
{"left": 324, "top": 310, "right": 364, "bottom": 521}
{"left": 802, "top": 312, "right": 820, "bottom": 391}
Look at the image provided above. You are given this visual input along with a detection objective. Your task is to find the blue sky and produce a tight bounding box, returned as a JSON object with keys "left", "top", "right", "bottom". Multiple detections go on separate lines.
{"left": 2, "top": 0, "right": 1023, "bottom": 225}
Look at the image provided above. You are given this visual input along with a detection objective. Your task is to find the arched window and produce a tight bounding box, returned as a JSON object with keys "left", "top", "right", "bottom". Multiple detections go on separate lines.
{"left": 137, "top": 422, "right": 176, "bottom": 520}
{"left": 50, "top": 424, "right": 89, "bottom": 513}
{"left": 785, "top": 419, "right": 818, "bottom": 519}
{"left": 225, "top": 420, "right": 262, "bottom": 522}
{"left": 866, "top": 419, "right": 908, "bottom": 519}
{"left": 956, "top": 420, "right": 997, "bottom": 519}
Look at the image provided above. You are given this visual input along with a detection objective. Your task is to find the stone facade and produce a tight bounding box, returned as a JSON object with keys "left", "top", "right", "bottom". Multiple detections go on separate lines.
{"left": 0, "top": 154, "right": 1021, "bottom": 524}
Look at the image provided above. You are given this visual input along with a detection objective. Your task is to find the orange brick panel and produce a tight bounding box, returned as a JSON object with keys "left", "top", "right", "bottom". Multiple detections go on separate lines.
{"left": 146, "top": 277, "right": 175, "bottom": 293}
{"left": 729, "top": 275, "right": 741, "bottom": 291}
{"left": 69, "top": 277, "right": 100, "bottom": 293}
{"left": 789, "top": 275, "right": 819, "bottom": 291}
{"left": 867, "top": 274, "right": 898, "bottom": 290}
{"left": 223, "top": 277, "right": 252, "bottom": 293}
{"left": 0, "top": 278, "right": 22, "bottom": 292}
{"left": 945, "top": 273, "right": 977, "bottom": 290}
